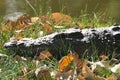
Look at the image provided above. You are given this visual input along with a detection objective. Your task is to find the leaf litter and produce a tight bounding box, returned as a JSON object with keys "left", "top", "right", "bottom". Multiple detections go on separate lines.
{"left": 0, "top": 12, "right": 120, "bottom": 80}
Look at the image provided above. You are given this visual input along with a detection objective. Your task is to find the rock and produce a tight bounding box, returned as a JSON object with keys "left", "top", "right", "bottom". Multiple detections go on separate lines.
{"left": 4, "top": 25, "right": 120, "bottom": 58}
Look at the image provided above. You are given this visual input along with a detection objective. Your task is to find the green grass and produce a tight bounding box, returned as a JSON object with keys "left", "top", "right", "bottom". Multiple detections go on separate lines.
{"left": 0, "top": 14, "right": 115, "bottom": 79}
{"left": 0, "top": 0, "right": 118, "bottom": 79}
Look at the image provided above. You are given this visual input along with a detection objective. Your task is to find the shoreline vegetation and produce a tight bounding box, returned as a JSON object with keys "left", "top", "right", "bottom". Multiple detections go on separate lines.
{"left": 0, "top": 0, "right": 120, "bottom": 80}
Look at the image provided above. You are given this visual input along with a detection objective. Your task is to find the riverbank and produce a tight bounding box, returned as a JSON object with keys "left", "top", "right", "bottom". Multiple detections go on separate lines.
{"left": 0, "top": 11, "right": 120, "bottom": 79}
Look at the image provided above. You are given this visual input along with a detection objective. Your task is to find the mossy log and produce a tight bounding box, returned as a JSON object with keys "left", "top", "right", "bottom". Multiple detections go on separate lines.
{"left": 4, "top": 25, "right": 120, "bottom": 58}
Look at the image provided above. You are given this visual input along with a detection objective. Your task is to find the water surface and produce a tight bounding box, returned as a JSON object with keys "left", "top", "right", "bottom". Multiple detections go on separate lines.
{"left": 0, "top": 0, "right": 120, "bottom": 23}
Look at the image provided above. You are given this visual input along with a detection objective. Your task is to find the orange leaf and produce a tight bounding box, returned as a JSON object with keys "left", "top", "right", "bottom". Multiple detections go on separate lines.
{"left": 50, "top": 12, "right": 72, "bottom": 26}
{"left": 37, "top": 51, "right": 53, "bottom": 61}
{"left": 18, "top": 24, "right": 28, "bottom": 30}
{"left": 41, "top": 15, "right": 49, "bottom": 24}
{"left": 59, "top": 53, "right": 73, "bottom": 71}
{"left": 43, "top": 23, "right": 53, "bottom": 32}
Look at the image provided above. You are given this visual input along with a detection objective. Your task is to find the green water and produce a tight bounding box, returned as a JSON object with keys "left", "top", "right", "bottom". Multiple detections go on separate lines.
{"left": 0, "top": 0, "right": 120, "bottom": 23}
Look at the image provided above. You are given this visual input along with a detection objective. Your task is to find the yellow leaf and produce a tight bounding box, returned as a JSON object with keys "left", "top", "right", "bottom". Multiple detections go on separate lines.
{"left": 59, "top": 53, "right": 73, "bottom": 71}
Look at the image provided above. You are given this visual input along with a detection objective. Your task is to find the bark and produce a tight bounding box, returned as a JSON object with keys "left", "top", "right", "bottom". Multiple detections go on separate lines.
{"left": 4, "top": 25, "right": 120, "bottom": 58}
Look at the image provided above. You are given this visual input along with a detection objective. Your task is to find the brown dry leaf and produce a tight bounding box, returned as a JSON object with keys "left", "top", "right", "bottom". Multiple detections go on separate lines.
{"left": 36, "top": 69, "right": 51, "bottom": 80}
{"left": 59, "top": 53, "right": 73, "bottom": 71}
{"left": 61, "top": 65, "right": 72, "bottom": 73}
{"left": 18, "top": 24, "right": 28, "bottom": 30}
{"left": 21, "top": 67, "right": 28, "bottom": 75}
{"left": 21, "top": 66, "right": 31, "bottom": 76}
{"left": 107, "top": 74, "right": 117, "bottom": 80}
{"left": 95, "top": 76, "right": 106, "bottom": 80}
{"left": 50, "top": 12, "right": 72, "bottom": 26}
{"left": 109, "top": 58, "right": 119, "bottom": 66}
{"left": 41, "top": 15, "right": 49, "bottom": 24}
{"left": 17, "top": 77, "right": 29, "bottom": 80}
{"left": 55, "top": 69, "right": 73, "bottom": 80}
{"left": 5, "top": 14, "right": 30, "bottom": 30}
{"left": 99, "top": 54, "right": 108, "bottom": 61}
{"left": 81, "top": 60, "right": 95, "bottom": 78}
{"left": 73, "top": 52, "right": 83, "bottom": 73}
{"left": 10, "top": 21, "right": 18, "bottom": 29}
{"left": 79, "top": 23, "right": 84, "bottom": 28}
{"left": 31, "top": 17, "right": 39, "bottom": 23}
{"left": 14, "top": 55, "right": 21, "bottom": 61}
{"left": 43, "top": 23, "right": 53, "bottom": 32}
{"left": 77, "top": 75, "right": 85, "bottom": 80}
{"left": 118, "top": 77, "right": 120, "bottom": 80}
{"left": 73, "top": 52, "right": 83, "bottom": 67}
{"left": 37, "top": 51, "right": 53, "bottom": 61}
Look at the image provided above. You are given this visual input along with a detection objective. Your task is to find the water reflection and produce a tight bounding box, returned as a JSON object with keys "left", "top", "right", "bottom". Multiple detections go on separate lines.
{"left": 0, "top": 0, "right": 120, "bottom": 23}
{"left": 5, "top": 0, "right": 17, "bottom": 14}
{"left": 51, "top": 0, "right": 120, "bottom": 23}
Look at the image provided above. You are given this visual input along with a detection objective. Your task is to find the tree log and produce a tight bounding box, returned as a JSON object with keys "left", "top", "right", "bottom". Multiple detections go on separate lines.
{"left": 4, "top": 25, "right": 120, "bottom": 58}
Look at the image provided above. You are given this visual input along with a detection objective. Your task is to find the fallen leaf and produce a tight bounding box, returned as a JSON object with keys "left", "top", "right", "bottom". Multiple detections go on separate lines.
{"left": 99, "top": 54, "right": 108, "bottom": 61}
{"left": 79, "top": 23, "right": 84, "bottom": 28}
{"left": 107, "top": 74, "right": 117, "bottom": 80}
{"left": 41, "top": 15, "right": 49, "bottom": 24}
{"left": 18, "top": 24, "right": 28, "bottom": 30}
{"left": 21, "top": 67, "right": 28, "bottom": 75}
{"left": 117, "top": 77, "right": 120, "bottom": 80}
{"left": 73, "top": 52, "right": 83, "bottom": 73}
{"left": 73, "top": 52, "right": 83, "bottom": 67}
{"left": 77, "top": 75, "right": 85, "bottom": 80}
{"left": 36, "top": 69, "right": 51, "bottom": 80}
{"left": 37, "top": 51, "right": 53, "bottom": 61}
{"left": 14, "top": 55, "right": 21, "bottom": 61}
{"left": 50, "top": 12, "right": 72, "bottom": 26}
{"left": 95, "top": 76, "right": 106, "bottom": 80}
{"left": 5, "top": 14, "right": 30, "bottom": 30}
{"left": 55, "top": 69, "right": 73, "bottom": 80}
{"left": 109, "top": 58, "right": 119, "bottom": 66}
{"left": 43, "top": 23, "right": 53, "bottom": 32}
{"left": 59, "top": 53, "right": 73, "bottom": 71}
{"left": 31, "top": 17, "right": 39, "bottom": 23}
{"left": 81, "top": 60, "right": 95, "bottom": 78}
